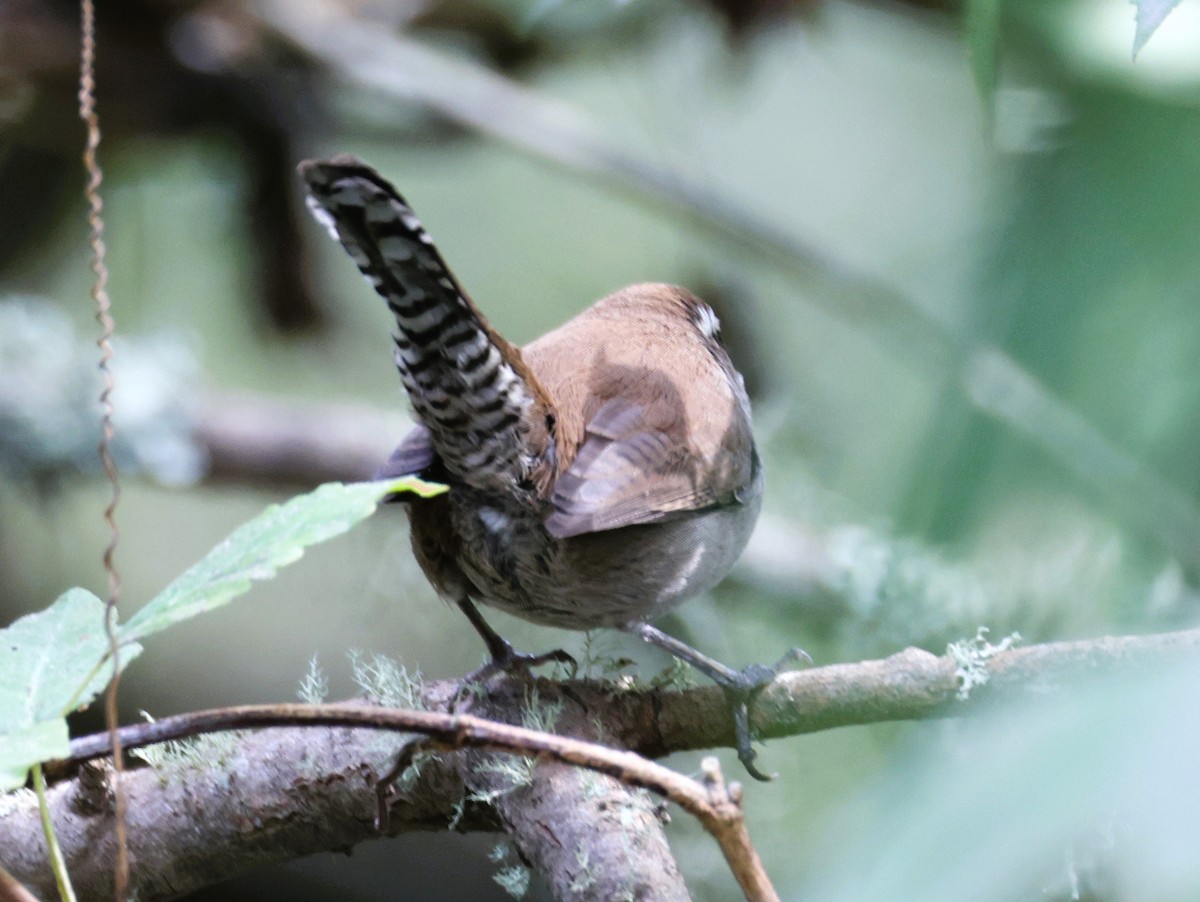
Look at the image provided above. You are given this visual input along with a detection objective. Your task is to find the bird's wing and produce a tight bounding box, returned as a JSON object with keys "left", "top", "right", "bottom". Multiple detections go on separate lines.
{"left": 376, "top": 423, "right": 437, "bottom": 480}
{"left": 545, "top": 396, "right": 755, "bottom": 539}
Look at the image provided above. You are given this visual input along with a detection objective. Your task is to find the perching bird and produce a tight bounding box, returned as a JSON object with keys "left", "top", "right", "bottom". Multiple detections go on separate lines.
{"left": 300, "top": 155, "right": 798, "bottom": 779}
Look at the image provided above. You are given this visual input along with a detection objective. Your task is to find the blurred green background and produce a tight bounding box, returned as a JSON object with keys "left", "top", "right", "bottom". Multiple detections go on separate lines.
{"left": 3, "top": 0, "right": 1200, "bottom": 899}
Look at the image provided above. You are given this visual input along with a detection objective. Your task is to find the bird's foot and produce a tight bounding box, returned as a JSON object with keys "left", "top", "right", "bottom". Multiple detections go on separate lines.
{"left": 623, "top": 622, "right": 811, "bottom": 782}
{"left": 713, "top": 647, "right": 811, "bottom": 782}
{"left": 451, "top": 639, "right": 576, "bottom": 711}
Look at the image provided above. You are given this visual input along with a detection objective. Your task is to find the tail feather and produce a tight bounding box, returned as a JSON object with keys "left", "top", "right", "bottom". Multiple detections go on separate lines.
{"left": 300, "top": 156, "right": 553, "bottom": 495}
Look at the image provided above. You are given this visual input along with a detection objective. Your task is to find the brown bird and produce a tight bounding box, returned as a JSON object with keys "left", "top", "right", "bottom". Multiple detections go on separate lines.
{"left": 300, "top": 155, "right": 799, "bottom": 779}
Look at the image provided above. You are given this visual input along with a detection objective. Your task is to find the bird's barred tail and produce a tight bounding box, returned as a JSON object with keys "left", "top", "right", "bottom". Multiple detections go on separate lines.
{"left": 300, "top": 156, "right": 552, "bottom": 494}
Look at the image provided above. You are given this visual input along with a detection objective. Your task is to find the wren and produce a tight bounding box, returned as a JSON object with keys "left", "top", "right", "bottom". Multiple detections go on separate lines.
{"left": 301, "top": 156, "right": 800, "bottom": 779}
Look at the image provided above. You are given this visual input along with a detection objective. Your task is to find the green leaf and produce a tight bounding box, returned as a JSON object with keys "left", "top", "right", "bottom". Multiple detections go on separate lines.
{"left": 120, "top": 478, "right": 444, "bottom": 643}
{"left": 0, "top": 478, "right": 440, "bottom": 790}
{"left": 0, "top": 588, "right": 142, "bottom": 791}
{"left": 2, "top": 721, "right": 66, "bottom": 790}
{"left": 1133, "top": 0, "right": 1184, "bottom": 58}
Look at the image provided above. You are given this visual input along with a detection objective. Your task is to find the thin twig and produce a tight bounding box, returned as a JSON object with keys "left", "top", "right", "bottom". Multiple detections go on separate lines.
{"left": 59, "top": 627, "right": 1200, "bottom": 766}
{"left": 696, "top": 758, "right": 778, "bottom": 902}
{"left": 0, "top": 865, "right": 41, "bottom": 902}
{"left": 78, "top": 1, "right": 127, "bottom": 897}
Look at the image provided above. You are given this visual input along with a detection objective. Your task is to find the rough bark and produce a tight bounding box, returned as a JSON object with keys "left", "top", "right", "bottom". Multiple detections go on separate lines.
{"left": 464, "top": 684, "right": 689, "bottom": 901}
{"left": 2, "top": 627, "right": 1197, "bottom": 899}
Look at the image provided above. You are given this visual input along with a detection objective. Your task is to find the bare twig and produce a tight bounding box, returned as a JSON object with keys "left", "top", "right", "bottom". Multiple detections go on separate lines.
{"left": 695, "top": 758, "right": 777, "bottom": 902}
{"left": 77, "top": 1, "right": 127, "bottom": 897}
{"left": 0, "top": 864, "right": 40, "bottom": 902}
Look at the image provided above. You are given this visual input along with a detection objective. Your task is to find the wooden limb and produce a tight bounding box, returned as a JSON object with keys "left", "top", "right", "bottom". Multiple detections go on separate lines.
{"left": 193, "top": 392, "right": 407, "bottom": 486}
{"left": 34, "top": 698, "right": 778, "bottom": 900}
{"left": 460, "top": 685, "right": 691, "bottom": 901}
{"left": 0, "top": 864, "right": 40, "bottom": 902}
{"left": 3, "top": 627, "right": 1197, "bottom": 899}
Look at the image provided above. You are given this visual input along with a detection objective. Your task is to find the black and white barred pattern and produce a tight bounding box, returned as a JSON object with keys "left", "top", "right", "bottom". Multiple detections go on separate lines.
{"left": 301, "top": 156, "right": 538, "bottom": 491}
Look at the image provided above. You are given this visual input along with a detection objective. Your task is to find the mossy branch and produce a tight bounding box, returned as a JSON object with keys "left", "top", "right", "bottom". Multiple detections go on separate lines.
{"left": 1, "top": 626, "right": 1196, "bottom": 900}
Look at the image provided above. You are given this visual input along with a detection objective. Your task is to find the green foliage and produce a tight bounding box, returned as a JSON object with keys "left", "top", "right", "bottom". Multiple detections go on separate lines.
{"left": 574, "top": 631, "right": 636, "bottom": 681}
{"left": 489, "top": 842, "right": 532, "bottom": 900}
{"left": 493, "top": 863, "right": 532, "bottom": 900}
{"left": 297, "top": 654, "right": 329, "bottom": 705}
{"left": 519, "top": 687, "right": 562, "bottom": 735}
{"left": 471, "top": 756, "right": 538, "bottom": 805}
{"left": 803, "top": 657, "right": 1200, "bottom": 901}
{"left": 131, "top": 713, "right": 243, "bottom": 775}
{"left": 569, "top": 846, "right": 597, "bottom": 893}
{"left": 466, "top": 688, "right": 565, "bottom": 802}
{"left": 647, "top": 657, "right": 695, "bottom": 692}
{"left": 0, "top": 589, "right": 142, "bottom": 790}
{"left": 348, "top": 650, "right": 426, "bottom": 709}
{"left": 0, "top": 478, "right": 442, "bottom": 792}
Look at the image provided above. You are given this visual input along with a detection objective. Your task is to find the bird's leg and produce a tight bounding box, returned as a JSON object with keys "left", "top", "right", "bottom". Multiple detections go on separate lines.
{"left": 454, "top": 598, "right": 575, "bottom": 696}
{"left": 624, "top": 621, "right": 809, "bottom": 782}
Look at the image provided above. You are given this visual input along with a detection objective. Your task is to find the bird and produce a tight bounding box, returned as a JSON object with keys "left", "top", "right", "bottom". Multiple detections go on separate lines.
{"left": 300, "top": 155, "right": 800, "bottom": 780}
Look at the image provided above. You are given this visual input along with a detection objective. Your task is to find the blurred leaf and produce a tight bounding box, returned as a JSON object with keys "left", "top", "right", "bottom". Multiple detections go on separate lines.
{"left": 965, "top": 0, "right": 1001, "bottom": 110}
{"left": 1133, "top": 0, "right": 1184, "bottom": 58}
{"left": 2, "top": 720, "right": 66, "bottom": 791}
{"left": 120, "top": 478, "right": 445, "bottom": 643}
{"left": 0, "top": 589, "right": 142, "bottom": 791}
{"left": 805, "top": 656, "right": 1200, "bottom": 901}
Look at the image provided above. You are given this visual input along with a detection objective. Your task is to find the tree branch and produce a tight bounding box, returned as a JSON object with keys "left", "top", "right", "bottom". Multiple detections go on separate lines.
{"left": 456, "top": 690, "right": 693, "bottom": 901}
{"left": 0, "top": 865, "right": 39, "bottom": 902}
{"left": 193, "top": 392, "right": 406, "bottom": 487}
{"left": 17, "top": 694, "right": 773, "bottom": 901}
{"left": 2, "top": 627, "right": 1195, "bottom": 899}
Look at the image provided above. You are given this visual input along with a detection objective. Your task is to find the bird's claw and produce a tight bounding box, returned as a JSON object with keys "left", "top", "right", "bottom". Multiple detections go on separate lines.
{"left": 721, "top": 647, "right": 810, "bottom": 782}
{"left": 452, "top": 641, "right": 576, "bottom": 711}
